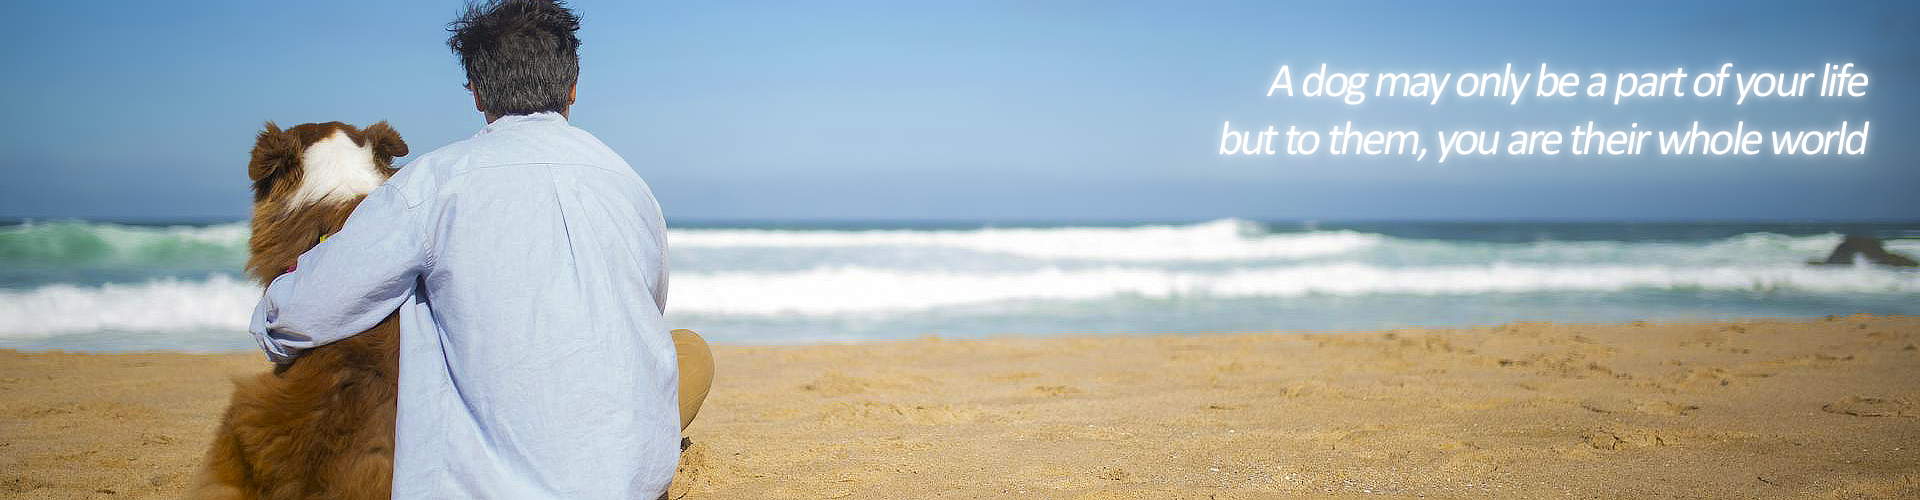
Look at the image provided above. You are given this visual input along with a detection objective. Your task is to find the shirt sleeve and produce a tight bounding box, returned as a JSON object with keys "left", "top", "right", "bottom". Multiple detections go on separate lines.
{"left": 249, "top": 182, "right": 430, "bottom": 363}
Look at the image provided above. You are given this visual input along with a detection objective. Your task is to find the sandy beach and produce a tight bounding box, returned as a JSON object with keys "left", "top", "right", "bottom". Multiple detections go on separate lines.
{"left": 2, "top": 315, "right": 1916, "bottom": 499}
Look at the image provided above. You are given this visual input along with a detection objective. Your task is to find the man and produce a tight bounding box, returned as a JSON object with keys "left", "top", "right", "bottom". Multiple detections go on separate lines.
{"left": 248, "top": 0, "right": 711, "bottom": 498}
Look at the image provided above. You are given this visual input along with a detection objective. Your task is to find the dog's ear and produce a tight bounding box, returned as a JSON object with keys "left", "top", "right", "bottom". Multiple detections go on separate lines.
{"left": 250, "top": 122, "right": 302, "bottom": 201}
{"left": 363, "top": 121, "right": 409, "bottom": 164}
{"left": 249, "top": 122, "right": 299, "bottom": 181}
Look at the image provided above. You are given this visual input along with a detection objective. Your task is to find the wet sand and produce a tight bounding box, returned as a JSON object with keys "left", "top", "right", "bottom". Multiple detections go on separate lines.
{"left": 3, "top": 315, "right": 1917, "bottom": 499}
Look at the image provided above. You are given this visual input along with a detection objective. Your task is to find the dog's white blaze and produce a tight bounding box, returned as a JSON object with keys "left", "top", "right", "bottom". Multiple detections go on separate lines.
{"left": 287, "top": 131, "right": 383, "bottom": 210}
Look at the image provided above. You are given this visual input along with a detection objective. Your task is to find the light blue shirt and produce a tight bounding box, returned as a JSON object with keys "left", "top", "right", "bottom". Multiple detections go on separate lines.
{"left": 249, "top": 112, "right": 679, "bottom": 499}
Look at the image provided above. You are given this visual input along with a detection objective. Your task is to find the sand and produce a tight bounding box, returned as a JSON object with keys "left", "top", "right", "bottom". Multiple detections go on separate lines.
{"left": 2, "top": 315, "right": 1917, "bottom": 499}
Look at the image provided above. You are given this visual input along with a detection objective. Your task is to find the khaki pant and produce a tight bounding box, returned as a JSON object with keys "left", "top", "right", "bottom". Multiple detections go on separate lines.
{"left": 672, "top": 329, "right": 714, "bottom": 430}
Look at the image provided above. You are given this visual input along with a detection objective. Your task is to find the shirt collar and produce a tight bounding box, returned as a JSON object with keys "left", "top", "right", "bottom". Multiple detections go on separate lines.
{"left": 479, "top": 111, "right": 567, "bottom": 135}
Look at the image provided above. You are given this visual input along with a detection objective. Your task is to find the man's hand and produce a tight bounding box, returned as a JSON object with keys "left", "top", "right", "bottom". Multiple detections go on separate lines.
{"left": 272, "top": 356, "right": 298, "bottom": 375}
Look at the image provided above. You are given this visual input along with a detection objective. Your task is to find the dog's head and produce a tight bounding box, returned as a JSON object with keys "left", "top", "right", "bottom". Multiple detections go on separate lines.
{"left": 245, "top": 121, "right": 407, "bottom": 285}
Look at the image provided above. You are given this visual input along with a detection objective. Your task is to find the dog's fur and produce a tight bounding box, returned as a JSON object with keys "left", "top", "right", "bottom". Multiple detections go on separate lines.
{"left": 188, "top": 121, "right": 408, "bottom": 500}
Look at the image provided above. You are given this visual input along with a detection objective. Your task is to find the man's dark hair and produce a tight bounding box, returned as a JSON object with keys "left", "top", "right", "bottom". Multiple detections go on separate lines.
{"left": 448, "top": 0, "right": 582, "bottom": 117}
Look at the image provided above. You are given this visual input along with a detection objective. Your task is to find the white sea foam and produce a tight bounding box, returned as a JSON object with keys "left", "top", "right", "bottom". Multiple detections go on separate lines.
{"left": 0, "top": 274, "right": 259, "bottom": 338}
{"left": 3, "top": 219, "right": 1915, "bottom": 342}
{"left": 666, "top": 263, "right": 1919, "bottom": 315}
{"left": 666, "top": 218, "right": 1385, "bottom": 261}
{"left": 3, "top": 264, "right": 1911, "bottom": 337}
{"left": 0, "top": 220, "right": 251, "bottom": 246}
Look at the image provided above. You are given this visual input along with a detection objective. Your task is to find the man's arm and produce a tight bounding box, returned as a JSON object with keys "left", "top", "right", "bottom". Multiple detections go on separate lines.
{"left": 249, "top": 183, "right": 430, "bottom": 363}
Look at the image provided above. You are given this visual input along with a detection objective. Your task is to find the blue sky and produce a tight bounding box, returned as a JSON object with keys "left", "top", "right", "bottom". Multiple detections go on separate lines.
{"left": 1, "top": 0, "right": 1915, "bottom": 221}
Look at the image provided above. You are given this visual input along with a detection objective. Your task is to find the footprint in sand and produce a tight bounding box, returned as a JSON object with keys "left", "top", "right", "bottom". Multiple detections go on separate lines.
{"left": 800, "top": 372, "right": 908, "bottom": 396}
{"left": 1580, "top": 425, "right": 1674, "bottom": 450}
{"left": 1032, "top": 385, "right": 1082, "bottom": 397}
{"left": 1821, "top": 397, "right": 1916, "bottom": 418}
{"left": 1579, "top": 398, "right": 1699, "bottom": 416}
{"left": 666, "top": 438, "right": 706, "bottom": 500}
{"left": 818, "top": 401, "right": 994, "bottom": 425}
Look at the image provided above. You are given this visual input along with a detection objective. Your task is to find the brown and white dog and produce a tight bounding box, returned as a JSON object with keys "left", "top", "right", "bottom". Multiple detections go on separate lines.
{"left": 188, "top": 121, "right": 408, "bottom": 500}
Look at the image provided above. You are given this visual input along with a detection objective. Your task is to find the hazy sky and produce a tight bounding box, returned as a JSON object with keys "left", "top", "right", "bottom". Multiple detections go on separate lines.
{"left": 1, "top": 0, "right": 1915, "bottom": 221}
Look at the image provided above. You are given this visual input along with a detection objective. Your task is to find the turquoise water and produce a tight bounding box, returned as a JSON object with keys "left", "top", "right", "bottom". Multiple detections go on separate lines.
{"left": 3, "top": 219, "right": 1917, "bottom": 352}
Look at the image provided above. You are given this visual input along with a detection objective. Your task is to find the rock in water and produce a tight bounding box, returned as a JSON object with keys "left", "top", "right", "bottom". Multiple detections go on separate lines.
{"left": 1816, "top": 234, "right": 1918, "bottom": 267}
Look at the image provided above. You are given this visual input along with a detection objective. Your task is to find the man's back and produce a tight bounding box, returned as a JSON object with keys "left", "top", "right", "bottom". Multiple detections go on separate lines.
{"left": 247, "top": 2, "right": 687, "bottom": 496}
{"left": 388, "top": 112, "right": 678, "bottom": 497}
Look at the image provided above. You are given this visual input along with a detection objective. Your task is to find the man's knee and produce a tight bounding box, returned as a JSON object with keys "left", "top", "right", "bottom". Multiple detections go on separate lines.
{"left": 671, "top": 329, "right": 713, "bottom": 430}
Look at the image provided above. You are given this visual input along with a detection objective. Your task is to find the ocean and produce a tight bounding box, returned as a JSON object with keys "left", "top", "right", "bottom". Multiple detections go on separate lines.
{"left": 2, "top": 219, "right": 1917, "bottom": 353}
